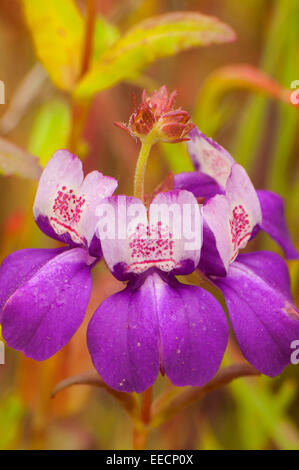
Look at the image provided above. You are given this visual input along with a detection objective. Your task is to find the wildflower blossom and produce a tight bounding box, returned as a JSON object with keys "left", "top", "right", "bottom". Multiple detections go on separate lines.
{"left": 175, "top": 127, "right": 299, "bottom": 376}
{"left": 175, "top": 128, "right": 299, "bottom": 261}
{"left": 0, "top": 150, "right": 117, "bottom": 360}
{"left": 87, "top": 190, "right": 228, "bottom": 392}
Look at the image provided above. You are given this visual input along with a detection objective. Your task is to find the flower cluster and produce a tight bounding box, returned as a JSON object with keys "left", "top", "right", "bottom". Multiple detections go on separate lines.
{"left": 115, "top": 85, "right": 195, "bottom": 143}
{"left": 0, "top": 88, "right": 298, "bottom": 394}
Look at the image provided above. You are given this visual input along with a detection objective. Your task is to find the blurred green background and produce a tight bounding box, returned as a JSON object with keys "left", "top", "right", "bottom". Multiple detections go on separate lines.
{"left": 0, "top": 0, "right": 298, "bottom": 450}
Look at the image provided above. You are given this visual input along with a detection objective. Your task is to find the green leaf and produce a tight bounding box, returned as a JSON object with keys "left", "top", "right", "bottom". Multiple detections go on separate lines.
{"left": 75, "top": 11, "right": 236, "bottom": 97}
{"left": 93, "top": 17, "right": 120, "bottom": 64}
{"left": 28, "top": 99, "right": 71, "bottom": 167}
{"left": 22, "top": 0, "right": 84, "bottom": 90}
{"left": 0, "top": 137, "right": 42, "bottom": 180}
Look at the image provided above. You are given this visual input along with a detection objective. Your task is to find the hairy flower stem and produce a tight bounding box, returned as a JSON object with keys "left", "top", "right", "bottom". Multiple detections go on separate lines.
{"left": 132, "top": 386, "right": 153, "bottom": 450}
{"left": 134, "top": 136, "right": 155, "bottom": 201}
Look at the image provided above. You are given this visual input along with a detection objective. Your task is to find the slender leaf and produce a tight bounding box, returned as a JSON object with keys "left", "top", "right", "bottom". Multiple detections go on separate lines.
{"left": 75, "top": 11, "right": 236, "bottom": 97}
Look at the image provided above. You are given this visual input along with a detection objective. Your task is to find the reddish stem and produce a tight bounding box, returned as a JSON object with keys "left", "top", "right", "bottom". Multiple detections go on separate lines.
{"left": 132, "top": 386, "right": 153, "bottom": 450}
{"left": 141, "top": 386, "right": 153, "bottom": 425}
{"left": 80, "top": 0, "right": 96, "bottom": 78}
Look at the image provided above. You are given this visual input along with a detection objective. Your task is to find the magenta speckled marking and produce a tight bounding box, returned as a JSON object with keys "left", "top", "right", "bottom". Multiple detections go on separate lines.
{"left": 128, "top": 222, "right": 175, "bottom": 273}
{"left": 229, "top": 204, "right": 251, "bottom": 261}
{"left": 50, "top": 185, "right": 86, "bottom": 243}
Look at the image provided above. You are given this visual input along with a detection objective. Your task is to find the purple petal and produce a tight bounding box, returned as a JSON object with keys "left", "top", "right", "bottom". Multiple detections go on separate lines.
{"left": 235, "top": 251, "right": 293, "bottom": 302}
{"left": 0, "top": 247, "right": 66, "bottom": 320}
{"left": 187, "top": 127, "right": 234, "bottom": 187}
{"left": 174, "top": 171, "right": 223, "bottom": 200}
{"left": 87, "top": 273, "right": 161, "bottom": 393}
{"left": 214, "top": 251, "right": 299, "bottom": 377}
{"left": 33, "top": 149, "right": 117, "bottom": 255}
{"left": 87, "top": 271, "right": 228, "bottom": 392}
{"left": 158, "top": 275, "right": 229, "bottom": 387}
{"left": 1, "top": 247, "right": 92, "bottom": 360}
{"left": 97, "top": 191, "right": 202, "bottom": 279}
{"left": 256, "top": 189, "right": 298, "bottom": 260}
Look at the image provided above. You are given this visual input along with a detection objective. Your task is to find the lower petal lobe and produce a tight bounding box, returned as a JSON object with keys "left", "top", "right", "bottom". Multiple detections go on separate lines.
{"left": 158, "top": 276, "right": 228, "bottom": 387}
{"left": 0, "top": 247, "right": 92, "bottom": 360}
{"left": 87, "top": 271, "right": 228, "bottom": 392}
{"left": 214, "top": 251, "right": 299, "bottom": 376}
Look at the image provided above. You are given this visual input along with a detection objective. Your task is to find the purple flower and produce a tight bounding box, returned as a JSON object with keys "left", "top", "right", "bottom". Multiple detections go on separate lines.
{"left": 175, "top": 127, "right": 299, "bottom": 377}
{"left": 0, "top": 150, "right": 117, "bottom": 360}
{"left": 87, "top": 190, "right": 228, "bottom": 392}
{"left": 1, "top": 130, "right": 298, "bottom": 393}
{"left": 175, "top": 127, "right": 299, "bottom": 261}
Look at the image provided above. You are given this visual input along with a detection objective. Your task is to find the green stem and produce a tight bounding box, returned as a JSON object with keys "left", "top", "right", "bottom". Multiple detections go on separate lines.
{"left": 133, "top": 136, "right": 154, "bottom": 201}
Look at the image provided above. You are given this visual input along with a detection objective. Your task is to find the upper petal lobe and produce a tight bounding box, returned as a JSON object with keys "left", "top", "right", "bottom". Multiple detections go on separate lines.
{"left": 187, "top": 127, "right": 234, "bottom": 186}
{"left": 33, "top": 149, "right": 117, "bottom": 255}
{"left": 97, "top": 190, "right": 202, "bottom": 280}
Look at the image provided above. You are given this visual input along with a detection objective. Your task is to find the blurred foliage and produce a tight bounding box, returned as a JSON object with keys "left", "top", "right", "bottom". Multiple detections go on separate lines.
{"left": 28, "top": 99, "right": 71, "bottom": 166}
{"left": 0, "top": 0, "right": 298, "bottom": 450}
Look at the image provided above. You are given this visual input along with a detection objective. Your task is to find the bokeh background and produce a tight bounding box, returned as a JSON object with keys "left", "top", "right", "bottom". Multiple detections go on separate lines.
{"left": 0, "top": 0, "right": 299, "bottom": 450}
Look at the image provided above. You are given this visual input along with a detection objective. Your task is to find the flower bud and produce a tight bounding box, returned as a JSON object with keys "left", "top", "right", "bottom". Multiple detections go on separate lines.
{"left": 115, "top": 85, "right": 194, "bottom": 143}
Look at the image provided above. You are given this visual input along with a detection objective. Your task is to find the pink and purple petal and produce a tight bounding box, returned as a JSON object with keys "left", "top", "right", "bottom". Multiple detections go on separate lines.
{"left": 97, "top": 191, "right": 202, "bottom": 279}
{"left": 187, "top": 127, "right": 234, "bottom": 187}
{"left": 225, "top": 164, "right": 262, "bottom": 261}
{"left": 214, "top": 251, "right": 299, "bottom": 377}
{"left": 95, "top": 195, "right": 148, "bottom": 280}
{"left": 33, "top": 149, "right": 117, "bottom": 255}
{"left": 0, "top": 247, "right": 92, "bottom": 360}
{"left": 87, "top": 271, "right": 228, "bottom": 392}
{"left": 198, "top": 164, "right": 262, "bottom": 276}
{"left": 256, "top": 190, "right": 298, "bottom": 259}
{"left": 150, "top": 190, "right": 202, "bottom": 275}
